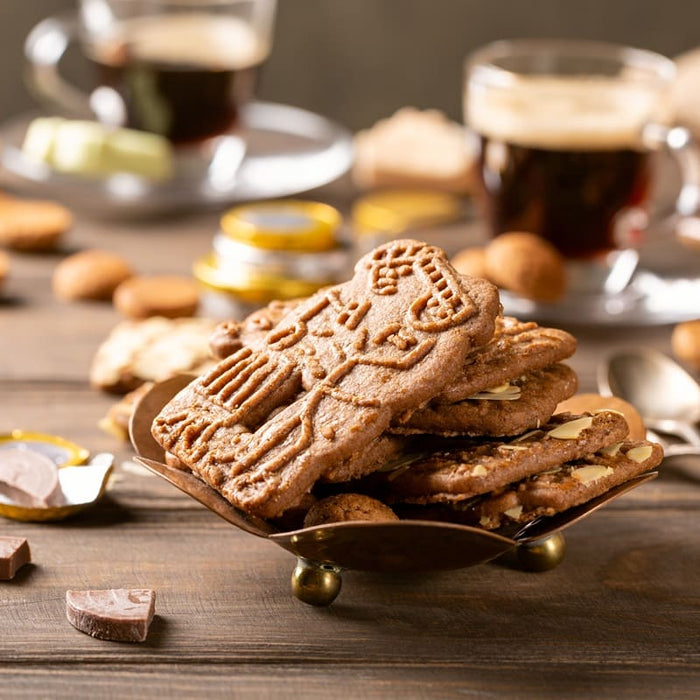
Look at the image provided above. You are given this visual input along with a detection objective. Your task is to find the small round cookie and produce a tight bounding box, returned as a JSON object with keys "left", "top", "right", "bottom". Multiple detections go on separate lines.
{"left": 53, "top": 249, "right": 133, "bottom": 301}
{"left": 484, "top": 232, "right": 566, "bottom": 303}
{"left": 0, "top": 250, "right": 9, "bottom": 289}
{"left": 303, "top": 493, "right": 399, "bottom": 527}
{"left": 671, "top": 319, "right": 700, "bottom": 372}
{"left": 452, "top": 246, "right": 489, "bottom": 279}
{"left": 113, "top": 275, "right": 199, "bottom": 319}
{"left": 555, "top": 393, "right": 646, "bottom": 441}
{"left": 0, "top": 198, "right": 73, "bottom": 251}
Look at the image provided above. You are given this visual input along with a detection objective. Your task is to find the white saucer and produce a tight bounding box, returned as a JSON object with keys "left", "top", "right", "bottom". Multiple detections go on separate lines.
{"left": 0, "top": 102, "right": 354, "bottom": 216}
{"left": 500, "top": 269, "right": 700, "bottom": 327}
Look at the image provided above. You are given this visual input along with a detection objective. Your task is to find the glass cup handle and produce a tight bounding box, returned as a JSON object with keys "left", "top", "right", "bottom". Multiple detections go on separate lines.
{"left": 643, "top": 123, "right": 700, "bottom": 242}
{"left": 24, "top": 13, "right": 93, "bottom": 118}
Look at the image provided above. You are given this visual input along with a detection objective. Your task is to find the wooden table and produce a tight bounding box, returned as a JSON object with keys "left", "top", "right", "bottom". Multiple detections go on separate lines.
{"left": 1, "top": 178, "right": 699, "bottom": 699}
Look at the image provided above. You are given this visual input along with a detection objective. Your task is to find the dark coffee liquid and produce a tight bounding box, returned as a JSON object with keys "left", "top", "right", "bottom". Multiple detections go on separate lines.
{"left": 85, "top": 15, "right": 266, "bottom": 144}
{"left": 475, "top": 136, "right": 651, "bottom": 259}
{"left": 90, "top": 57, "right": 259, "bottom": 144}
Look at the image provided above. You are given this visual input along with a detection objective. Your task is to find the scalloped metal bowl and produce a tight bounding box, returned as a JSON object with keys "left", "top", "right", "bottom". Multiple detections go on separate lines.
{"left": 129, "top": 375, "right": 657, "bottom": 605}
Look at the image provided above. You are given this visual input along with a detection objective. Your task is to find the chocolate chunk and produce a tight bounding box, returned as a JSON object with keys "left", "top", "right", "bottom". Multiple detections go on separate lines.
{"left": 0, "top": 448, "right": 62, "bottom": 507}
{"left": 0, "top": 537, "right": 31, "bottom": 580}
{"left": 66, "top": 589, "right": 156, "bottom": 643}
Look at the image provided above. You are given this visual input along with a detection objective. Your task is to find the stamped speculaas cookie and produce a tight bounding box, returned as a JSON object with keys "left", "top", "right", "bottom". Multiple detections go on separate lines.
{"left": 432, "top": 315, "right": 576, "bottom": 404}
{"left": 375, "top": 411, "right": 630, "bottom": 505}
{"left": 91, "top": 316, "right": 218, "bottom": 394}
{"left": 303, "top": 493, "right": 398, "bottom": 527}
{"left": 210, "top": 311, "right": 576, "bottom": 411}
{"left": 210, "top": 299, "right": 303, "bottom": 360}
{"left": 152, "top": 240, "right": 500, "bottom": 518}
{"left": 322, "top": 434, "right": 405, "bottom": 483}
{"left": 469, "top": 440, "right": 663, "bottom": 529}
{"left": 393, "top": 363, "right": 578, "bottom": 437}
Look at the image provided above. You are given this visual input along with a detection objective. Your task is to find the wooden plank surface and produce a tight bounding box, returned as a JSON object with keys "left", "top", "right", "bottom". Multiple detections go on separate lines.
{"left": 1, "top": 180, "right": 699, "bottom": 698}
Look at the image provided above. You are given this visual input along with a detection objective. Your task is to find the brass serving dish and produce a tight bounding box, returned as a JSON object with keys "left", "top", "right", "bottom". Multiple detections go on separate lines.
{"left": 130, "top": 375, "right": 657, "bottom": 605}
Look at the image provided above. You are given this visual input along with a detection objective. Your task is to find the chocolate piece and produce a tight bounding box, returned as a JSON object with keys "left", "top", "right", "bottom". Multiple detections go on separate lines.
{"left": 152, "top": 240, "right": 500, "bottom": 518}
{"left": 0, "top": 448, "right": 62, "bottom": 507}
{"left": 304, "top": 493, "right": 398, "bottom": 527}
{"left": 377, "top": 411, "right": 630, "bottom": 505}
{"left": 394, "top": 363, "right": 578, "bottom": 436}
{"left": 66, "top": 589, "right": 156, "bottom": 643}
{"left": 0, "top": 537, "right": 31, "bottom": 580}
{"left": 471, "top": 440, "right": 663, "bottom": 529}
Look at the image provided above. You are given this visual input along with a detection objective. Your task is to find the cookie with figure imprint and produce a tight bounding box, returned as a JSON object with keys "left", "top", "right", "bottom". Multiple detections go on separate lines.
{"left": 210, "top": 308, "right": 577, "bottom": 440}
{"left": 372, "top": 411, "right": 632, "bottom": 505}
{"left": 151, "top": 240, "right": 500, "bottom": 518}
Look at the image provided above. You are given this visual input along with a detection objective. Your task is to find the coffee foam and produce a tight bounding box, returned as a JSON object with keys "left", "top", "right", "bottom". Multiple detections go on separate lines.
{"left": 466, "top": 76, "right": 662, "bottom": 150}
{"left": 93, "top": 14, "right": 267, "bottom": 69}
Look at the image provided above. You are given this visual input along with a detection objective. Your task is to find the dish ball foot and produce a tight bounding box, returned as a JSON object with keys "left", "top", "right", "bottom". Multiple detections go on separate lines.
{"left": 291, "top": 558, "right": 342, "bottom": 606}
{"left": 516, "top": 532, "right": 566, "bottom": 572}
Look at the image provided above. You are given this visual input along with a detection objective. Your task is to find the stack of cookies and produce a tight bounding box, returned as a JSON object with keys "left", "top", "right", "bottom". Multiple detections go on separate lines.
{"left": 150, "top": 240, "right": 662, "bottom": 532}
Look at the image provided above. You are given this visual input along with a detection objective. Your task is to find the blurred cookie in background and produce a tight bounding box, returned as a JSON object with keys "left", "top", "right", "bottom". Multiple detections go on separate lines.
{"left": 353, "top": 107, "right": 477, "bottom": 194}
{"left": 90, "top": 316, "right": 218, "bottom": 394}
{"left": 451, "top": 232, "right": 567, "bottom": 303}
{"left": 53, "top": 249, "right": 134, "bottom": 301}
{"left": 0, "top": 196, "right": 73, "bottom": 252}
{"left": 556, "top": 393, "right": 646, "bottom": 442}
{"left": 671, "top": 319, "right": 700, "bottom": 372}
{"left": 0, "top": 250, "right": 8, "bottom": 289}
{"left": 113, "top": 275, "right": 200, "bottom": 320}
{"left": 451, "top": 246, "right": 488, "bottom": 279}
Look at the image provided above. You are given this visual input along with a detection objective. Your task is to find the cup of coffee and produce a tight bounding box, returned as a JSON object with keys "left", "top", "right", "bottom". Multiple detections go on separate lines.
{"left": 24, "top": 0, "right": 276, "bottom": 177}
{"left": 464, "top": 39, "right": 700, "bottom": 296}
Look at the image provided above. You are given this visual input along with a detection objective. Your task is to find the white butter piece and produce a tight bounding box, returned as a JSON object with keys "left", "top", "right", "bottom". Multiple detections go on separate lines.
{"left": 22, "top": 117, "right": 63, "bottom": 163}
{"left": 22, "top": 118, "right": 173, "bottom": 180}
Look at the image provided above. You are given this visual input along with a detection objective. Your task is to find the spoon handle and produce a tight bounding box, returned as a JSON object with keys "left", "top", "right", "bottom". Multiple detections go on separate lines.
{"left": 646, "top": 419, "right": 700, "bottom": 447}
{"left": 669, "top": 422, "right": 700, "bottom": 447}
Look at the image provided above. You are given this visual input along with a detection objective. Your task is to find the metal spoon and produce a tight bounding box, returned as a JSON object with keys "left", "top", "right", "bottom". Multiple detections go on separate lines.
{"left": 598, "top": 348, "right": 700, "bottom": 447}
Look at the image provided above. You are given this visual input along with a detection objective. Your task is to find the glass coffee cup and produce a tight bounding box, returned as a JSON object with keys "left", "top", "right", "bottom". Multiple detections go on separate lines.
{"left": 24, "top": 0, "right": 277, "bottom": 180}
{"left": 464, "top": 39, "right": 700, "bottom": 297}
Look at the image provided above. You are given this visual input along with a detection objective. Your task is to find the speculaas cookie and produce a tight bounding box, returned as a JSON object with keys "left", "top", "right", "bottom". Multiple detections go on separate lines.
{"left": 322, "top": 435, "right": 405, "bottom": 483}
{"left": 393, "top": 363, "right": 578, "bottom": 436}
{"left": 432, "top": 315, "right": 576, "bottom": 404}
{"left": 303, "top": 493, "right": 398, "bottom": 527}
{"left": 91, "top": 316, "right": 218, "bottom": 394}
{"left": 210, "top": 311, "right": 577, "bottom": 412}
{"left": 470, "top": 440, "right": 663, "bottom": 529}
{"left": 210, "top": 298, "right": 302, "bottom": 360}
{"left": 375, "top": 411, "right": 630, "bottom": 505}
{"left": 152, "top": 240, "right": 500, "bottom": 518}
